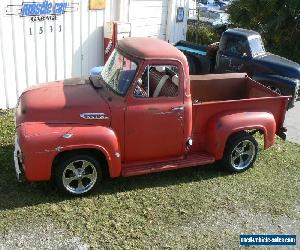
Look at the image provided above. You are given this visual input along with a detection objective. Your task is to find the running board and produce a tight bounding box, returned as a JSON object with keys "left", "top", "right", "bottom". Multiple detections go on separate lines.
{"left": 123, "top": 153, "right": 215, "bottom": 177}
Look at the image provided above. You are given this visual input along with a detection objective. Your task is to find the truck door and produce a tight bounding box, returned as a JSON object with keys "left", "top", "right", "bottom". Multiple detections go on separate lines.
{"left": 125, "top": 64, "right": 185, "bottom": 163}
{"left": 217, "top": 36, "right": 250, "bottom": 73}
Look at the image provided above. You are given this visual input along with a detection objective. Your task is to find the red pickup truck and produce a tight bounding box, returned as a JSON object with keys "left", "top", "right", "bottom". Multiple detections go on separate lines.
{"left": 14, "top": 37, "right": 289, "bottom": 195}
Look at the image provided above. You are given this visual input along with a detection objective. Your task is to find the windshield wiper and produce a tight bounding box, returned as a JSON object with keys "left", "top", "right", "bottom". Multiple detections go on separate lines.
{"left": 89, "top": 75, "right": 104, "bottom": 89}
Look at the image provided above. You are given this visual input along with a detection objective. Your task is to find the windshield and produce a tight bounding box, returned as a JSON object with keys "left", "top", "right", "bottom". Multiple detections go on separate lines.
{"left": 250, "top": 37, "right": 265, "bottom": 56}
{"left": 100, "top": 50, "right": 138, "bottom": 95}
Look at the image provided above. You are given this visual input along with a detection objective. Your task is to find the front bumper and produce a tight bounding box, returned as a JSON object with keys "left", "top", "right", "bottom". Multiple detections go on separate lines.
{"left": 13, "top": 137, "right": 23, "bottom": 182}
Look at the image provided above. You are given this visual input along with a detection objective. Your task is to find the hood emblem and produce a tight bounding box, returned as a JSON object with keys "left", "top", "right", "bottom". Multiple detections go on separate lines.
{"left": 80, "top": 113, "right": 109, "bottom": 120}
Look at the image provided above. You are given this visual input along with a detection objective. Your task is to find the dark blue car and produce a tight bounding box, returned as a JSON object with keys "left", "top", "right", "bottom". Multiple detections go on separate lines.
{"left": 176, "top": 28, "right": 300, "bottom": 108}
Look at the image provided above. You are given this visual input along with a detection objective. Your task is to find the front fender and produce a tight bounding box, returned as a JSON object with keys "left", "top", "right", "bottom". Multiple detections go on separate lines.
{"left": 18, "top": 123, "right": 121, "bottom": 181}
{"left": 56, "top": 126, "right": 121, "bottom": 178}
{"left": 205, "top": 112, "right": 276, "bottom": 160}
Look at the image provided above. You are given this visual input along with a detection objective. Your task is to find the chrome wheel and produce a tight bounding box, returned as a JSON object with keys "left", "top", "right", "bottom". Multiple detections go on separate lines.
{"left": 230, "top": 140, "right": 256, "bottom": 170}
{"left": 62, "top": 159, "right": 98, "bottom": 194}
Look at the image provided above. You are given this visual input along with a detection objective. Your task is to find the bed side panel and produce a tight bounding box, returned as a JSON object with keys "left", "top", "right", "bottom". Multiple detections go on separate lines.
{"left": 191, "top": 97, "right": 288, "bottom": 154}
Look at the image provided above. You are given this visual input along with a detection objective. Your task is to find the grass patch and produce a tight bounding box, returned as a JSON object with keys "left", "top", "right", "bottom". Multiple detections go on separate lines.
{"left": 0, "top": 110, "right": 299, "bottom": 249}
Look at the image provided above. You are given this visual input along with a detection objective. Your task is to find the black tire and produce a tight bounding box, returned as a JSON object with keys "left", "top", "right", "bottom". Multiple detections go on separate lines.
{"left": 54, "top": 153, "right": 102, "bottom": 196}
{"left": 222, "top": 132, "right": 258, "bottom": 173}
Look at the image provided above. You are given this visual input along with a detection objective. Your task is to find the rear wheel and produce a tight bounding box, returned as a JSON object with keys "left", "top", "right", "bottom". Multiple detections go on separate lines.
{"left": 222, "top": 132, "right": 258, "bottom": 173}
{"left": 54, "top": 153, "right": 102, "bottom": 195}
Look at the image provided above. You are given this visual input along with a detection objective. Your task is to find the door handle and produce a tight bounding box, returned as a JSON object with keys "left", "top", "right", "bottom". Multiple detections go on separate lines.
{"left": 148, "top": 107, "right": 160, "bottom": 111}
{"left": 171, "top": 106, "right": 184, "bottom": 112}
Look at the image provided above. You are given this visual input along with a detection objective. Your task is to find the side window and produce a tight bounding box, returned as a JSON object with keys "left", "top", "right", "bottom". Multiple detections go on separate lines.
{"left": 134, "top": 65, "right": 179, "bottom": 98}
{"left": 224, "top": 37, "right": 248, "bottom": 57}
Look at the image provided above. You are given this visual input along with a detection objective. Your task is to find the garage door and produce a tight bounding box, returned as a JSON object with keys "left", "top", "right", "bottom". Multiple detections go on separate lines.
{"left": 129, "top": 0, "right": 168, "bottom": 40}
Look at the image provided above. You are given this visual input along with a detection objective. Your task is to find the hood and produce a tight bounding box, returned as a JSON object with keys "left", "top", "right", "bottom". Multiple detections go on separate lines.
{"left": 253, "top": 53, "right": 300, "bottom": 79}
{"left": 16, "top": 78, "right": 111, "bottom": 126}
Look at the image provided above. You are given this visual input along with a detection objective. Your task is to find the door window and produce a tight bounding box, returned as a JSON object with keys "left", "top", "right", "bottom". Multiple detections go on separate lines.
{"left": 134, "top": 65, "right": 179, "bottom": 98}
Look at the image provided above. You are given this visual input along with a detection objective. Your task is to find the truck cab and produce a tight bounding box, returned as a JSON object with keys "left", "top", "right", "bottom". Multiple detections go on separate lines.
{"left": 216, "top": 29, "right": 264, "bottom": 73}
{"left": 14, "top": 37, "right": 289, "bottom": 196}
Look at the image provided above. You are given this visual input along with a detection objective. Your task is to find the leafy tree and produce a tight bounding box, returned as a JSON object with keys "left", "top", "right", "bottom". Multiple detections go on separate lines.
{"left": 187, "top": 24, "right": 221, "bottom": 45}
{"left": 228, "top": 0, "right": 300, "bottom": 63}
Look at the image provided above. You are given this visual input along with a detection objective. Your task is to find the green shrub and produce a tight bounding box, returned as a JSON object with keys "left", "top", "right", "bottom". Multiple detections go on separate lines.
{"left": 186, "top": 24, "right": 222, "bottom": 45}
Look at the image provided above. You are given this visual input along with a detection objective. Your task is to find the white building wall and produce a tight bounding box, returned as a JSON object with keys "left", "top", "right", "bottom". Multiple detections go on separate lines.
{"left": 0, "top": 0, "right": 108, "bottom": 109}
{"left": 114, "top": 0, "right": 188, "bottom": 42}
{"left": 0, "top": 0, "right": 188, "bottom": 109}
{"left": 166, "top": 0, "right": 189, "bottom": 43}
{"left": 129, "top": 0, "right": 169, "bottom": 39}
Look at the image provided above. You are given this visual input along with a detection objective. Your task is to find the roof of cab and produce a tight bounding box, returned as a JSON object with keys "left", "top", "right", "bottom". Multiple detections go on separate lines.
{"left": 117, "top": 37, "right": 187, "bottom": 62}
{"left": 224, "top": 28, "right": 260, "bottom": 38}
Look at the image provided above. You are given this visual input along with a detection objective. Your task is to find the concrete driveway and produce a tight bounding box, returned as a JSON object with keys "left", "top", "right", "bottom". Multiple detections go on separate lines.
{"left": 284, "top": 101, "right": 300, "bottom": 144}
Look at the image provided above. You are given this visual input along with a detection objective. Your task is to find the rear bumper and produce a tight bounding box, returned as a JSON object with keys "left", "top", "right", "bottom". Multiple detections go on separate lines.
{"left": 13, "top": 137, "right": 23, "bottom": 182}
{"left": 276, "top": 127, "right": 287, "bottom": 141}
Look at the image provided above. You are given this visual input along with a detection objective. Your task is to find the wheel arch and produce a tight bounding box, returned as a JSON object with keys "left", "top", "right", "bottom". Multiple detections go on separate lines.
{"left": 50, "top": 140, "right": 122, "bottom": 178}
{"left": 52, "top": 147, "right": 110, "bottom": 180}
{"left": 225, "top": 129, "right": 262, "bottom": 150}
{"left": 222, "top": 130, "right": 259, "bottom": 172}
{"left": 205, "top": 111, "right": 276, "bottom": 160}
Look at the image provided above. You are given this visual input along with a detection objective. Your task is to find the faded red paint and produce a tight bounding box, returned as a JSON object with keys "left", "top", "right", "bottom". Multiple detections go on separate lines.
{"left": 15, "top": 37, "right": 289, "bottom": 182}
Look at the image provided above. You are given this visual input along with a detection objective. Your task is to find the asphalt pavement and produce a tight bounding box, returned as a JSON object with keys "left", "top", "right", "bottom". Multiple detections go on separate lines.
{"left": 284, "top": 101, "right": 300, "bottom": 144}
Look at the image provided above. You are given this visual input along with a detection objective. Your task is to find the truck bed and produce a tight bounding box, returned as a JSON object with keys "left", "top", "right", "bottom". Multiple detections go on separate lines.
{"left": 190, "top": 73, "right": 278, "bottom": 102}
{"left": 190, "top": 73, "right": 289, "bottom": 154}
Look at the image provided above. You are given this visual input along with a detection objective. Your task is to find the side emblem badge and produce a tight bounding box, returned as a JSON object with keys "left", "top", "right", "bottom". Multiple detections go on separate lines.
{"left": 80, "top": 113, "right": 109, "bottom": 120}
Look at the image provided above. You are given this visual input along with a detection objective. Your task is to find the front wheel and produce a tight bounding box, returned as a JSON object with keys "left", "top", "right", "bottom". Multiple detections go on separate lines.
{"left": 222, "top": 132, "right": 258, "bottom": 173}
{"left": 54, "top": 153, "right": 102, "bottom": 195}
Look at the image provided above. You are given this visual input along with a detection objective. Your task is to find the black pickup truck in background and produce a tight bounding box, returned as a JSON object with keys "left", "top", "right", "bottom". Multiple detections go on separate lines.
{"left": 176, "top": 28, "right": 300, "bottom": 108}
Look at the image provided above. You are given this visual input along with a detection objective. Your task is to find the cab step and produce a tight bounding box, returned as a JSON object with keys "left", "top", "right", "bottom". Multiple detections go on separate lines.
{"left": 122, "top": 153, "right": 215, "bottom": 177}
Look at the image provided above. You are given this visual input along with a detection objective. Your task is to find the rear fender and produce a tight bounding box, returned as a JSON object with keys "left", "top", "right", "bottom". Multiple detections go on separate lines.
{"left": 205, "top": 112, "right": 276, "bottom": 160}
